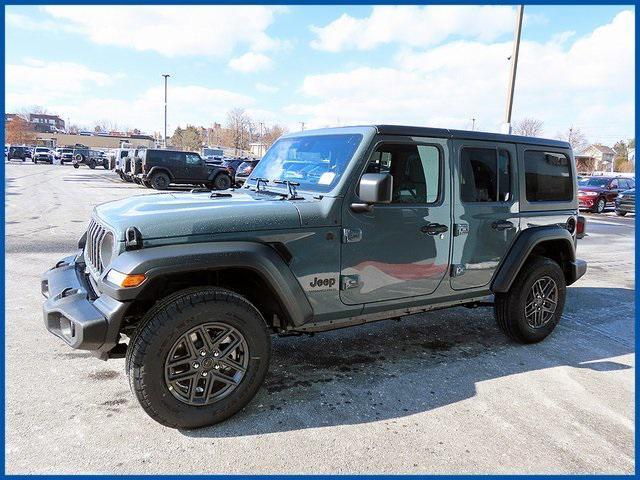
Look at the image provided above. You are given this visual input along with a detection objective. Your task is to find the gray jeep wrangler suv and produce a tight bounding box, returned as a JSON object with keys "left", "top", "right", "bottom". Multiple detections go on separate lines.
{"left": 42, "top": 125, "right": 586, "bottom": 429}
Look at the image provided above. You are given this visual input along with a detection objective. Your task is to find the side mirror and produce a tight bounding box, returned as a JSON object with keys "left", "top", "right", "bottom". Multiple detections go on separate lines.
{"left": 351, "top": 173, "right": 393, "bottom": 212}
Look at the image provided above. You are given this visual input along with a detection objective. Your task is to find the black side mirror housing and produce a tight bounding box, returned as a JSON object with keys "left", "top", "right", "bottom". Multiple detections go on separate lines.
{"left": 351, "top": 173, "right": 393, "bottom": 212}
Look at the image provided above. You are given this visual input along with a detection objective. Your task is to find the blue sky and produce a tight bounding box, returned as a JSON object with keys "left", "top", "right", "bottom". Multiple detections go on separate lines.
{"left": 5, "top": 5, "right": 635, "bottom": 146}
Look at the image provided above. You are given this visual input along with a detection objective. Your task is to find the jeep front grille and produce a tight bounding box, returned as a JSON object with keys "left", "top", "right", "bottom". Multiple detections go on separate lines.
{"left": 85, "top": 219, "right": 107, "bottom": 275}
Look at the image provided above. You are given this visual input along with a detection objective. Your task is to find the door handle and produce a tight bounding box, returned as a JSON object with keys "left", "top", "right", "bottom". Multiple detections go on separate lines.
{"left": 492, "top": 220, "right": 515, "bottom": 231}
{"left": 421, "top": 223, "right": 448, "bottom": 236}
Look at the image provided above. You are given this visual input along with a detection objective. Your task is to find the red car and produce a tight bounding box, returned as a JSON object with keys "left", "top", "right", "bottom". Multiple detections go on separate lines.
{"left": 578, "top": 176, "right": 635, "bottom": 213}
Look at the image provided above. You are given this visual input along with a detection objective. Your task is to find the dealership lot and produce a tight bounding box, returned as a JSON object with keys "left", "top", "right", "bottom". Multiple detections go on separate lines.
{"left": 5, "top": 163, "right": 634, "bottom": 473}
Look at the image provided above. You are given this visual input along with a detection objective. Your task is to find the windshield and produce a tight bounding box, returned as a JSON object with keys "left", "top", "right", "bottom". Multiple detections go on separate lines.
{"left": 36, "top": 147, "right": 48, "bottom": 152}
{"left": 247, "top": 134, "right": 363, "bottom": 193}
{"left": 579, "top": 177, "right": 611, "bottom": 187}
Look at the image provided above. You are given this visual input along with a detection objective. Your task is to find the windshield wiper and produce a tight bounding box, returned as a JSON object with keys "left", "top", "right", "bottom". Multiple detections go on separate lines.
{"left": 273, "top": 180, "right": 304, "bottom": 200}
{"left": 254, "top": 177, "right": 270, "bottom": 192}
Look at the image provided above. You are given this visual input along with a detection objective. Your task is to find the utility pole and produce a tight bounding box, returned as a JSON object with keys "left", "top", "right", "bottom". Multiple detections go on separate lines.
{"left": 259, "top": 122, "right": 265, "bottom": 156}
{"left": 502, "top": 5, "right": 524, "bottom": 134}
{"left": 299, "top": 122, "right": 305, "bottom": 132}
{"left": 472, "top": 118, "right": 476, "bottom": 131}
{"left": 162, "top": 74, "right": 170, "bottom": 148}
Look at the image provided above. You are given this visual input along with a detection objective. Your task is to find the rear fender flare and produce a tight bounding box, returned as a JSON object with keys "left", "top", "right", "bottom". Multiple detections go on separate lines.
{"left": 147, "top": 167, "right": 173, "bottom": 181}
{"left": 491, "top": 226, "right": 576, "bottom": 293}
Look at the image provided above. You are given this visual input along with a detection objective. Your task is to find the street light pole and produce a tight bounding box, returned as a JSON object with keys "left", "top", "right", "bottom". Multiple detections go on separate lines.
{"left": 503, "top": 5, "right": 524, "bottom": 134}
{"left": 162, "top": 74, "right": 170, "bottom": 148}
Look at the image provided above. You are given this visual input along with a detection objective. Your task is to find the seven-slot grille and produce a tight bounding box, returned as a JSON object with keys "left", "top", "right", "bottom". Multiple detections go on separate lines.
{"left": 85, "top": 219, "right": 108, "bottom": 275}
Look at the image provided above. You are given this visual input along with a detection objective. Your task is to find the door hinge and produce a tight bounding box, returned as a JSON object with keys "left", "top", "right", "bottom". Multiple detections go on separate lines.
{"left": 342, "top": 228, "right": 362, "bottom": 243}
{"left": 340, "top": 274, "right": 360, "bottom": 290}
{"left": 453, "top": 223, "right": 469, "bottom": 236}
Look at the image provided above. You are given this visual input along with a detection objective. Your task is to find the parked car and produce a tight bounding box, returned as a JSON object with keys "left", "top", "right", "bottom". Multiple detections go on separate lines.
{"left": 127, "top": 149, "right": 147, "bottom": 184}
{"left": 234, "top": 159, "right": 260, "bottom": 185}
{"left": 202, "top": 147, "right": 225, "bottom": 163}
{"left": 113, "top": 148, "right": 135, "bottom": 181}
{"left": 73, "top": 147, "right": 109, "bottom": 169}
{"left": 32, "top": 147, "right": 55, "bottom": 164}
{"left": 615, "top": 188, "right": 635, "bottom": 216}
{"left": 55, "top": 147, "right": 74, "bottom": 164}
{"left": 134, "top": 149, "right": 234, "bottom": 190}
{"left": 577, "top": 175, "right": 635, "bottom": 213}
{"left": 42, "top": 125, "right": 587, "bottom": 429}
{"left": 7, "top": 146, "right": 32, "bottom": 162}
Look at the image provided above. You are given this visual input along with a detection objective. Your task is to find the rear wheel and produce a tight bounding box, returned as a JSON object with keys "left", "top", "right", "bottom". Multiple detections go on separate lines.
{"left": 494, "top": 257, "right": 566, "bottom": 344}
{"left": 88, "top": 159, "right": 96, "bottom": 169}
{"left": 103, "top": 159, "right": 109, "bottom": 170}
{"left": 126, "top": 288, "right": 271, "bottom": 429}
{"left": 150, "top": 172, "right": 170, "bottom": 190}
{"left": 615, "top": 209, "right": 627, "bottom": 216}
{"left": 73, "top": 163, "right": 80, "bottom": 169}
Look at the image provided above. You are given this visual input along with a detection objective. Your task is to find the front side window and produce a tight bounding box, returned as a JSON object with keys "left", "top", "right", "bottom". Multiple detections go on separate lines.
{"left": 460, "top": 147, "right": 512, "bottom": 202}
{"left": 364, "top": 143, "right": 440, "bottom": 204}
{"left": 248, "top": 134, "right": 363, "bottom": 193}
{"left": 524, "top": 151, "right": 572, "bottom": 202}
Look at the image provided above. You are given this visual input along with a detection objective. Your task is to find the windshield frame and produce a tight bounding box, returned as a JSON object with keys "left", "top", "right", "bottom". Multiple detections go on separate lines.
{"left": 245, "top": 128, "right": 374, "bottom": 196}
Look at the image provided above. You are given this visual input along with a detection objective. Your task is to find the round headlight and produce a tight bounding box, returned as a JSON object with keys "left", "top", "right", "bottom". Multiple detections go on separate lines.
{"left": 100, "top": 231, "right": 115, "bottom": 268}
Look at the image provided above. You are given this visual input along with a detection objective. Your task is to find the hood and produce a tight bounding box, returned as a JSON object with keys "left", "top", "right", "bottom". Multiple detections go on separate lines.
{"left": 95, "top": 189, "right": 302, "bottom": 241}
{"left": 578, "top": 185, "right": 606, "bottom": 193}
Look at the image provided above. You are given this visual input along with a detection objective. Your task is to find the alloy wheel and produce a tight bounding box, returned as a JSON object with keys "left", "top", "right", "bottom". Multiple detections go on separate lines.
{"left": 524, "top": 276, "right": 558, "bottom": 328}
{"left": 164, "top": 322, "right": 249, "bottom": 406}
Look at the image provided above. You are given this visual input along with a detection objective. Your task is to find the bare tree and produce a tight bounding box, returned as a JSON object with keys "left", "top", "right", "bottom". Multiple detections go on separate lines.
{"left": 263, "top": 124, "right": 287, "bottom": 147}
{"left": 513, "top": 118, "right": 544, "bottom": 137}
{"left": 225, "top": 108, "right": 253, "bottom": 154}
{"left": 556, "top": 126, "right": 588, "bottom": 153}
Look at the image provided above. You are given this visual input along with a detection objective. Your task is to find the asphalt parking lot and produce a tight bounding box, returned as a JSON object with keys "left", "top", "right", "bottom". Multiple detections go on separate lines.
{"left": 5, "top": 163, "right": 635, "bottom": 474}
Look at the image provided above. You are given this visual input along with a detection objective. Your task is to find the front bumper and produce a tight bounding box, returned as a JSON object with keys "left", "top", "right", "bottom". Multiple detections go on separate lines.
{"left": 578, "top": 196, "right": 596, "bottom": 208}
{"left": 42, "top": 255, "right": 128, "bottom": 353}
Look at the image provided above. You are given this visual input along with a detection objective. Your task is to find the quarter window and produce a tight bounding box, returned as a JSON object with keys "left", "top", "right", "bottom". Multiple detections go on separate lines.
{"left": 524, "top": 151, "right": 572, "bottom": 202}
{"left": 364, "top": 143, "right": 440, "bottom": 204}
{"left": 460, "top": 147, "right": 512, "bottom": 202}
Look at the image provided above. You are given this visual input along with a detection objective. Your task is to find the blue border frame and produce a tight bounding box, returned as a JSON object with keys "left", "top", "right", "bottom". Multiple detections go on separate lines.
{"left": 1, "top": 1, "right": 637, "bottom": 477}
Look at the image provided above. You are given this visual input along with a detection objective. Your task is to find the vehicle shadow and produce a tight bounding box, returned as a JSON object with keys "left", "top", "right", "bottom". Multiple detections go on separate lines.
{"left": 181, "top": 286, "right": 633, "bottom": 438}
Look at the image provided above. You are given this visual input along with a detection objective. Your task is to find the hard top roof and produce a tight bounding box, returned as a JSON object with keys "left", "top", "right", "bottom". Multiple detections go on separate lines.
{"left": 375, "top": 124, "right": 571, "bottom": 149}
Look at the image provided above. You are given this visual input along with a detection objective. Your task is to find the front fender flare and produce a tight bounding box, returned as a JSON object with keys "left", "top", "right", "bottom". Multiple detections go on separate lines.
{"left": 100, "top": 241, "right": 313, "bottom": 326}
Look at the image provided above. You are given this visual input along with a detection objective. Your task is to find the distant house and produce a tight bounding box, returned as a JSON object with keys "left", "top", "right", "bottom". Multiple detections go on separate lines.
{"left": 575, "top": 144, "right": 616, "bottom": 173}
{"left": 29, "top": 113, "right": 65, "bottom": 133}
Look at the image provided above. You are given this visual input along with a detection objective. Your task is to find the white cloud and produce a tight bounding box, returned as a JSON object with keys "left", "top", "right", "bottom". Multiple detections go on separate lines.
{"left": 6, "top": 59, "right": 256, "bottom": 132}
{"left": 255, "top": 82, "right": 279, "bottom": 94}
{"left": 38, "top": 5, "right": 285, "bottom": 57}
{"left": 228, "top": 52, "right": 272, "bottom": 73}
{"left": 293, "top": 10, "right": 635, "bottom": 143}
{"left": 310, "top": 5, "right": 517, "bottom": 52}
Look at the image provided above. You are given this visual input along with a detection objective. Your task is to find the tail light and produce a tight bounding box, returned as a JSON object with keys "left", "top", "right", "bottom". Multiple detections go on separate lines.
{"left": 576, "top": 215, "right": 586, "bottom": 239}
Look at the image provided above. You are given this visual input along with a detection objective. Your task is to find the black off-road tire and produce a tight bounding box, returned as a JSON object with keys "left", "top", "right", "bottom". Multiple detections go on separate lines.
{"left": 103, "top": 160, "right": 109, "bottom": 170}
{"left": 494, "top": 256, "right": 566, "bottom": 344}
{"left": 213, "top": 173, "right": 232, "bottom": 190}
{"left": 73, "top": 163, "right": 80, "bottom": 169}
{"left": 615, "top": 209, "right": 627, "bottom": 216}
{"left": 126, "top": 287, "right": 271, "bottom": 429}
{"left": 150, "top": 172, "right": 170, "bottom": 190}
{"left": 142, "top": 179, "right": 152, "bottom": 188}
{"left": 88, "top": 159, "right": 96, "bottom": 169}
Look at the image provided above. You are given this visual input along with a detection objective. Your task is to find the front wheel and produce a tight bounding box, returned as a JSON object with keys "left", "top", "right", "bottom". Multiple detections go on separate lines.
{"left": 88, "top": 159, "right": 96, "bottom": 169}
{"left": 126, "top": 288, "right": 271, "bottom": 429}
{"left": 73, "top": 163, "right": 80, "bottom": 169}
{"left": 494, "top": 257, "right": 566, "bottom": 344}
{"left": 103, "top": 160, "right": 109, "bottom": 170}
{"left": 592, "top": 197, "right": 606, "bottom": 214}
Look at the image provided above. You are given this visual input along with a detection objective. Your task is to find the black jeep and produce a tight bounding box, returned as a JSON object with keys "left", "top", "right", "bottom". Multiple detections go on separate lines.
{"left": 135, "top": 149, "right": 235, "bottom": 190}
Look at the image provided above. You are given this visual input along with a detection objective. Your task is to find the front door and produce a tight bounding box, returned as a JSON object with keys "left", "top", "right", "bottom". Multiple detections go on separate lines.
{"left": 450, "top": 140, "right": 519, "bottom": 290}
{"left": 340, "top": 137, "right": 451, "bottom": 305}
{"left": 185, "top": 153, "right": 207, "bottom": 182}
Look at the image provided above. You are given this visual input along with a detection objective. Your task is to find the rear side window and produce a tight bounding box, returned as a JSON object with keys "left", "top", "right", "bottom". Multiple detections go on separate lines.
{"left": 460, "top": 148, "right": 512, "bottom": 202}
{"left": 524, "top": 151, "right": 572, "bottom": 202}
{"left": 186, "top": 153, "right": 201, "bottom": 164}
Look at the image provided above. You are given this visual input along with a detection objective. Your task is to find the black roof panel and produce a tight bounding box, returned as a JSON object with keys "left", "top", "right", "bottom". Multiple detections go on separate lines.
{"left": 375, "top": 124, "right": 571, "bottom": 149}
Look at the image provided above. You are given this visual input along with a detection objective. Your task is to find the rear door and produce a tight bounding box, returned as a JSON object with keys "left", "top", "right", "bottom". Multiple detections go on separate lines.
{"left": 450, "top": 140, "right": 519, "bottom": 290}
